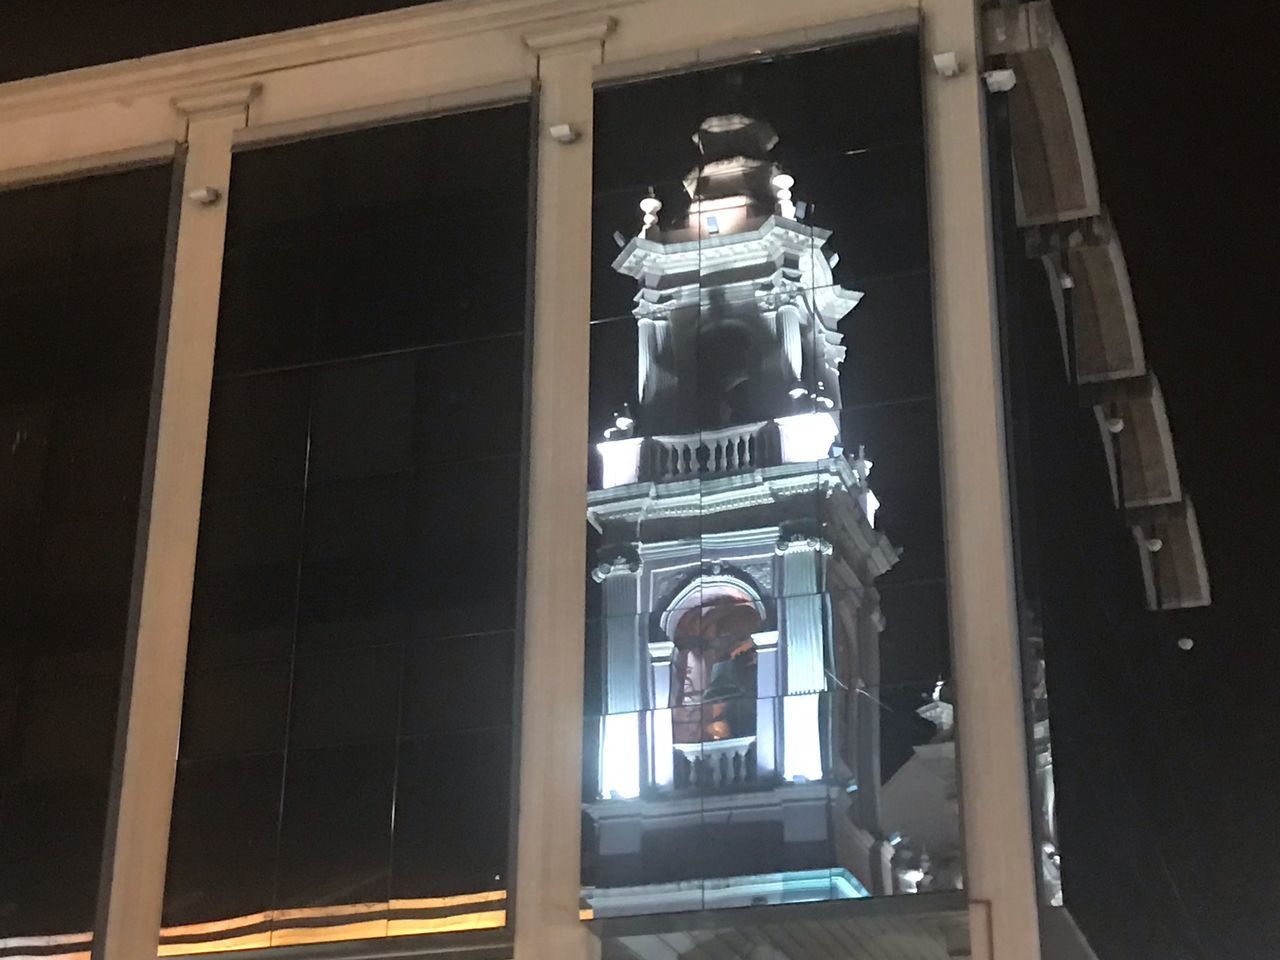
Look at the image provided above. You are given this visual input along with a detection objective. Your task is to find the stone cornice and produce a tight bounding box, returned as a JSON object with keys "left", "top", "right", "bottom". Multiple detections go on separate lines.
{"left": 0, "top": 0, "right": 630, "bottom": 121}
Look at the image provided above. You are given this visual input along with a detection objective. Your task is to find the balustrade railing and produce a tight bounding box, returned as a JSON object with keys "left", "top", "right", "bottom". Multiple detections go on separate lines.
{"left": 672, "top": 736, "right": 758, "bottom": 790}
{"left": 646, "top": 421, "right": 775, "bottom": 481}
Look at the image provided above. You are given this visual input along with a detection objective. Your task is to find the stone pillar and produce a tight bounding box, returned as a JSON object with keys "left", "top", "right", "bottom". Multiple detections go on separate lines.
{"left": 95, "top": 85, "right": 257, "bottom": 960}
{"left": 922, "top": 1, "right": 1042, "bottom": 956}
{"left": 513, "top": 16, "right": 614, "bottom": 960}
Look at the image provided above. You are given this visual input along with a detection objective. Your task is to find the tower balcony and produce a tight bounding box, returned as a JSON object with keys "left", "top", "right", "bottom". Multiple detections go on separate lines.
{"left": 597, "top": 413, "right": 842, "bottom": 489}
{"left": 647, "top": 421, "right": 776, "bottom": 482}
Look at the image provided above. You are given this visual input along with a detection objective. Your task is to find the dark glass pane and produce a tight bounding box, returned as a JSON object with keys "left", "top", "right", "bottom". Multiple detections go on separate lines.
{"left": 309, "top": 354, "right": 417, "bottom": 482}
{"left": 166, "top": 103, "right": 528, "bottom": 949}
{"left": 213, "top": 242, "right": 322, "bottom": 375}
{"left": 275, "top": 742, "right": 396, "bottom": 909}
{"left": 163, "top": 754, "right": 284, "bottom": 926}
{"left": 202, "top": 370, "right": 310, "bottom": 497}
{"left": 876, "top": 580, "right": 952, "bottom": 686}
{"left": 400, "top": 632, "right": 514, "bottom": 735}
{"left": 179, "top": 660, "right": 291, "bottom": 760}
{"left": 0, "top": 163, "right": 170, "bottom": 941}
{"left": 414, "top": 334, "right": 524, "bottom": 466}
{"left": 584, "top": 36, "right": 956, "bottom": 921}
{"left": 840, "top": 271, "right": 936, "bottom": 408}
{"left": 288, "top": 644, "right": 402, "bottom": 748}
{"left": 591, "top": 31, "right": 922, "bottom": 195}
{"left": 0, "top": 778, "right": 110, "bottom": 935}
{"left": 790, "top": 142, "right": 931, "bottom": 281}
{"left": 391, "top": 728, "right": 512, "bottom": 899}
{"left": 841, "top": 397, "right": 945, "bottom": 586}
{"left": 408, "top": 457, "right": 520, "bottom": 638}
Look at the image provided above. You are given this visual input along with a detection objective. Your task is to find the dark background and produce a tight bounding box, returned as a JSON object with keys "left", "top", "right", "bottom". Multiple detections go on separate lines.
{"left": 1047, "top": 3, "right": 1277, "bottom": 958}
{"left": 0, "top": 1, "right": 1273, "bottom": 957}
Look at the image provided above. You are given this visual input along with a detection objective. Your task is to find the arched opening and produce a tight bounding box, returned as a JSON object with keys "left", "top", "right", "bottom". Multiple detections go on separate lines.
{"left": 670, "top": 592, "right": 763, "bottom": 745}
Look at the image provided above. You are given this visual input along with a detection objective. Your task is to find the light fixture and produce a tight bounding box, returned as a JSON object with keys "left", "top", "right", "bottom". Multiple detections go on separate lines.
{"left": 788, "top": 381, "right": 808, "bottom": 400}
{"left": 771, "top": 172, "right": 796, "bottom": 218}
{"left": 548, "top": 123, "right": 580, "bottom": 144}
{"left": 931, "top": 51, "right": 961, "bottom": 78}
{"left": 187, "top": 186, "right": 222, "bottom": 206}
{"left": 776, "top": 412, "right": 839, "bottom": 463}
{"left": 613, "top": 402, "right": 635, "bottom": 433}
{"left": 639, "top": 195, "right": 662, "bottom": 236}
{"left": 1106, "top": 416, "right": 1125, "bottom": 434}
{"left": 982, "top": 68, "right": 1017, "bottom": 93}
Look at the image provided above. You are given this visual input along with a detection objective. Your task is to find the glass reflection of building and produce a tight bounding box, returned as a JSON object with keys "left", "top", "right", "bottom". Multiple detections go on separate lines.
{"left": 584, "top": 113, "right": 959, "bottom": 915}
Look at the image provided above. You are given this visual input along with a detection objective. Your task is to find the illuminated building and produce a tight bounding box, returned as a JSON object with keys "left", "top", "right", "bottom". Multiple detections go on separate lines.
{"left": 0, "top": 2, "right": 1210, "bottom": 960}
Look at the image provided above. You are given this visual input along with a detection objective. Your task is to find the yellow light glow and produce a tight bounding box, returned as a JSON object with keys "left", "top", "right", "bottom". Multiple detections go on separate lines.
{"left": 0, "top": 895, "right": 509, "bottom": 958}
{"left": 156, "top": 931, "right": 271, "bottom": 956}
{"left": 148, "top": 890, "right": 508, "bottom": 958}
{"left": 387, "top": 910, "right": 506, "bottom": 937}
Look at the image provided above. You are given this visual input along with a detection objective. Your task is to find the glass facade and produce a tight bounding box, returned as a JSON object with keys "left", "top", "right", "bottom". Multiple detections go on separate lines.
{"left": 162, "top": 104, "right": 531, "bottom": 949}
{"left": 0, "top": 5, "right": 1128, "bottom": 956}
{"left": 582, "top": 32, "right": 963, "bottom": 919}
{"left": 0, "top": 165, "right": 173, "bottom": 942}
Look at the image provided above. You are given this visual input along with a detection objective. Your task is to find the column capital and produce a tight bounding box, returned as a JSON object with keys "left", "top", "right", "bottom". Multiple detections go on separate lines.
{"left": 171, "top": 82, "right": 261, "bottom": 121}
{"left": 775, "top": 534, "right": 833, "bottom": 557}
{"left": 593, "top": 547, "right": 641, "bottom": 582}
{"left": 522, "top": 15, "right": 616, "bottom": 56}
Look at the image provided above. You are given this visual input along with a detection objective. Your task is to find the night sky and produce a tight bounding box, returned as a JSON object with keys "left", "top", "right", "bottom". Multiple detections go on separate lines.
{"left": 0, "top": 1, "right": 1273, "bottom": 957}
{"left": 1049, "top": 3, "right": 1277, "bottom": 958}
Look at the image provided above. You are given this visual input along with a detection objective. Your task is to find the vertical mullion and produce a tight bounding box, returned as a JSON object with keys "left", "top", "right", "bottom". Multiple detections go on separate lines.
{"left": 922, "top": 1, "right": 1042, "bottom": 957}
{"left": 94, "top": 97, "right": 250, "bottom": 960}
{"left": 512, "top": 20, "right": 612, "bottom": 960}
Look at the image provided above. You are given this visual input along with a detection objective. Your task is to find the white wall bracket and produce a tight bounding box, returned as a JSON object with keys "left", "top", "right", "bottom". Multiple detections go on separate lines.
{"left": 932, "top": 51, "right": 962, "bottom": 78}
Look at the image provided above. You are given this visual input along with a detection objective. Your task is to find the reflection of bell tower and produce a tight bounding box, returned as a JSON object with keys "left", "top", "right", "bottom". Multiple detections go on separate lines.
{"left": 585, "top": 115, "right": 901, "bottom": 915}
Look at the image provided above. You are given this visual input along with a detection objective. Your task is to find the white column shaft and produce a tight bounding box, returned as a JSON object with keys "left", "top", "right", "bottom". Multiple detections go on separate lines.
{"left": 95, "top": 103, "right": 245, "bottom": 960}
{"left": 513, "top": 25, "right": 608, "bottom": 960}
{"left": 780, "top": 548, "right": 826, "bottom": 695}
{"left": 602, "top": 568, "right": 644, "bottom": 714}
{"left": 923, "top": 2, "right": 1042, "bottom": 957}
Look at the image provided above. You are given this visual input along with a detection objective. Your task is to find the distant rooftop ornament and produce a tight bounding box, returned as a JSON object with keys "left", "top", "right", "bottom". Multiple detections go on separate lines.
{"left": 692, "top": 114, "right": 779, "bottom": 160}
{"left": 684, "top": 114, "right": 782, "bottom": 203}
{"left": 772, "top": 171, "right": 796, "bottom": 219}
{"left": 639, "top": 195, "right": 662, "bottom": 237}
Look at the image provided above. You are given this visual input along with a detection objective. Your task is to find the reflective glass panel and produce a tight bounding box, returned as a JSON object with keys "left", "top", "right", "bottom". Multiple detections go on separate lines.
{"left": 162, "top": 103, "right": 530, "bottom": 953}
{"left": 0, "top": 163, "right": 172, "bottom": 949}
{"left": 583, "top": 32, "right": 961, "bottom": 921}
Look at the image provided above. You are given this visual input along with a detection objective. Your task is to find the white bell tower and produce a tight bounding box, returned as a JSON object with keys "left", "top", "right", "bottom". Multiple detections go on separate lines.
{"left": 585, "top": 115, "right": 905, "bottom": 914}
